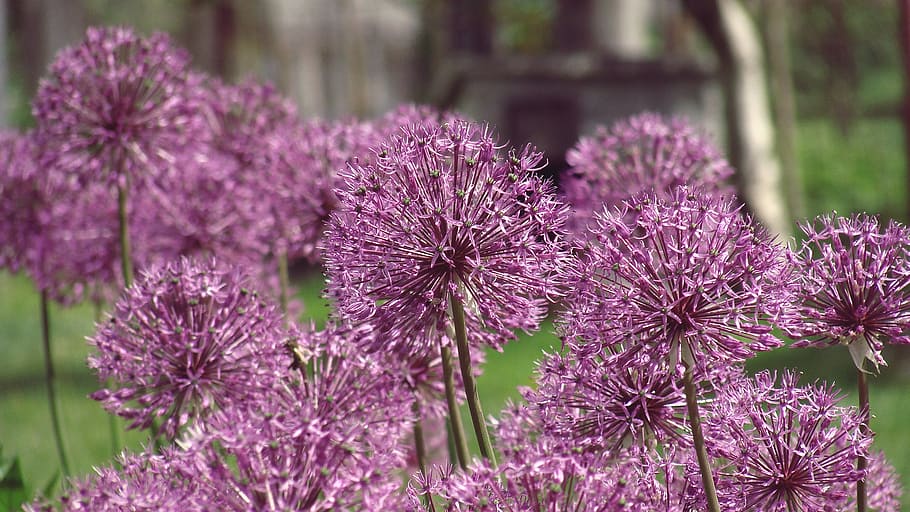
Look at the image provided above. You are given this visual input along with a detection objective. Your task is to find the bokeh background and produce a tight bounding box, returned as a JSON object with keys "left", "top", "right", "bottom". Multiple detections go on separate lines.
{"left": 2, "top": 0, "right": 910, "bottom": 508}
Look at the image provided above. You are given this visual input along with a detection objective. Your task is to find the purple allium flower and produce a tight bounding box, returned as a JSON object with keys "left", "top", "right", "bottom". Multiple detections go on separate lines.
{"left": 0, "top": 131, "right": 40, "bottom": 273}
{"left": 783, "top": 213, "right": 910, "bottom": 369}
{"left": 704, "top": 370, "right": 871, "bottom": 512}
{"left": 206, "top": 78, "right": 299, "bottom": 172}
{"left": 560, "top": 187, "right": 791, "bottom": 371}
{"left": 841, "top": 451, "right": 903, "bottom": 512}
{"left": 531, "top": 350, "right": 689, "bottom": 453}
{"left": 88, "top": 257, "right": 291, "bottom": 439}
{"left": 33, "top": 26, "right": 199, "bottom": 188}
{"left": 562, "top": 113, "right": 733, "bottom": 238}
{"left": 324, "top": 119, "right": 569, "bottom": 355}
{"left": 168, "top": 324, "right": 412, "bottom": 511}
{"left": 265, "top": 117, "right": 380, "bottom": 262}
{"left": 0, "top": 130, "right": 130, "bottom": 304}
{"left": 25, "top": 450, "right": 197, "bottom": 512}
{"left": 142, "top": 149, "right": 268, "bottom": 268}
{"left": 408, "top": 401, "right": 693, "bottom": 511}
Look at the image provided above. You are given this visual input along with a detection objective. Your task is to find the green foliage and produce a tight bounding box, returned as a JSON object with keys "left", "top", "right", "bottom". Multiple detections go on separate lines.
{"left": 0, "top": 448, "right": 27, "bottom": 511}
{"left": 797, "top": 118, "right": 907, "bottom": 222}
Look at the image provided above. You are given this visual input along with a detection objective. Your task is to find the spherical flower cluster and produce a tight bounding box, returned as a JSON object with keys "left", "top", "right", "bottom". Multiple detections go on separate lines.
{"left": 784, "top": 213, "right": 910, "bottom": 369}
{"left": 560, "top": 187, "right": 792, "bottom": 371}
{"left": 206, "top": 78, "right": 299, "bottom": 171}
{"left": 0, "top": 131, "right": 41, "bottom": 273}
{"left": 532, "top": 350, "right": 689, "bottom": 453}
{"left": 142, "top": 149, "right": 268, "bottom": 268}
{"left": 88, "top": 257, "right": 291, "bottom": 439}
{"left": 265, "top": 118, "right": 380, "bottom": 261}
{"left": 0, "top": 130, "right": 127, "bottom": 304}
{"left": 562, "top": 113, "right": 733, "bottom": 237}
{"left": 25, "top": 451, "right": 197, "bottom": 512}
{"left": 704, "top": 370, "right": 871, "bottom": 512}
{"left": 408, "top": 401, "right": 693, "bottom": 511}
{"left": 33, "top": 26, "right": 199, "bottom": 188}
{"left": 324, "top": 119, "right": 569, "bottom": 355}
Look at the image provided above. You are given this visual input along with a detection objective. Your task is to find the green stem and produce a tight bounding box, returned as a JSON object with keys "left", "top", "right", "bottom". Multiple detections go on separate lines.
{"left": 441, "top": 344, "right": 469, "bottom": 469}
{"left": 95, "top": 300, "right": 122, "bottom": 458}
{"left": 413, "top": 404, "right": 428, "bottom": 474}
{"left": 117, "top": 182, "right": 133, "bottom": 288}
{"left": 450, "top": 294, "right": 497, "bottom": 467}
{"left": 277, "top": 251, "right": 290, "bottom": 317}
{"left": 40, "top": 290, "right": 71, "bottom": 477}
{"left": 682, "top": 360, "right": 719, "bottom": 512}
{"left": 857, "top": 366, "right": 869, "bottom": 512}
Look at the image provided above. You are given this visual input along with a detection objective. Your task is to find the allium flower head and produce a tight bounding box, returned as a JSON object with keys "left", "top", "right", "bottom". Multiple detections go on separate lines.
{"left": 532, "top": 350, "right": 689, "bottom": 453}
{"left": 0, "top": 130, "right": 42, "bottom": 273}
{"left": 562, "top": 113, "right": 733, "bottom": 237}
{"left": 408, "top": 402, "right": 692, "bottom": 511}
{"left": 88, "top": 257, "right": 291, "bottom": 439}
{"left": 705, "top": 370, "right": 871, "bottom": 512}
{"left": 324, "top": 119, "right": 569, "bottom": 355}
{"left": 784, "top": 213, "right": 910, "bottom": 369}
{"left": 560, "top": 187, "right": 792, "bottom": 371}
{"left": 265, "top": 117, "right": 380, "bottom": 261}
{"left": 207, "top": 78, "right": 298, "bottom": 170}
{"left": 33, "top": 26, "right": 199, "bottom": 187}
{"left": 170, "top": 324, "right": 412, "bottom": 511}
{"left": 26, "top": 450, "right": 198, "bottom": 512}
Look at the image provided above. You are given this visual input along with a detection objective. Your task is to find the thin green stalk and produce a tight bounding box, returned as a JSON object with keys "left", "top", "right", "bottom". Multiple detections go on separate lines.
{"left": 857, "top": 366, "right": 869, "bottom": 512}
{"left": 413, "top": 405, "right": 436, "bottom": 509}
{"left": 117, "top": 182, "right": 133, "bottom": 288}
{"left": 95, "top": 300, "right": 122, "bottom": 458}
{"left": 277, "top": 251, "right": 290, "bottom": 316}
{"left": 682, "top": 360, "right": 719, "bottom": 512}
{"left": 413, "top": 404, "right": 429, "bottom": 474}
{"left": 441, "top": 344, "right": 469, "bottom": 469}
{"left": 40, "top": 290, "right": 71, "bottom": 477}
{"left": 450, "top": 294, "right": 497, "bottom": 467}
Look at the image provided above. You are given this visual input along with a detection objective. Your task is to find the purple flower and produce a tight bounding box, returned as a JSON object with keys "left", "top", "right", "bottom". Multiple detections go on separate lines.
{"left": 560, "top": 187, "right": 792, "bottom": 372}
{"left": 142, "top": 149, "right": 269, "bottom": 268}
{"left": 169, "top": 324, "right": 412, "bottom": 511}
{"left": 408, "top": 401, "right": 693, "bottom": 511}
{"left": 324, "top": 119, "right": 569, "bottom": 355}
{"left": 562, "top": 113, "right": 733, "bottom": 238}
{"left": 0, "top": 130, "right": 130, "bottom": 304}
{"left": 25, "top": 450, "right": 197, "bottom": 512}
{"left": 704, "top": 370, "right": 871, "bottom": 512}
{"left": 265, "top": 117, "right": 380, "bottom": 262}
{"left": 0, "top": 131, "right": 40, "bottom": 273}
{"left": 532, "top": 350, "right": 689, "bottom": 453}
{"left": 783, "top": 213, "right": 910, "bottom": 369}
{"left": 88, "top": 257, "right": 291, "bottom": 439}
{"left": 842, "top": 451, "right": 903, "bottom": 512}
{"left": 33, "top": 26, "right": 200, "bottom": 188}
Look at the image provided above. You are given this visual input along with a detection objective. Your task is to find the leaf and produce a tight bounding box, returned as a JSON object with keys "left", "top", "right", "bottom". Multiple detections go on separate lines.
{"left": 0, "top": 455, "right": 28, "bottom": 511}
{"left": 40, "top": 471, "right": 60, "bottom": 500}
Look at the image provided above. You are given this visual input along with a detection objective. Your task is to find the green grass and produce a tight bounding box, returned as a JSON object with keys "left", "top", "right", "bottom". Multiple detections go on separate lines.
{"left": 798, "top": 118, "right": 907, "bottom": 222}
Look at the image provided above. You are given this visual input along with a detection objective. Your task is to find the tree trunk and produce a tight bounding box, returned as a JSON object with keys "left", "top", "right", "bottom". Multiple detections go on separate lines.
{"left": 683, "top": 0, "right": 791, "bottom": 237}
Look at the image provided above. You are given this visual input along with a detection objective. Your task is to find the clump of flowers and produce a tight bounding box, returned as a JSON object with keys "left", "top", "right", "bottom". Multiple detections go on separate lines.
{"left": 703, "top": 370, "right": 871, "bottom": 511}
{"left": 88, "top": 257, "right": 291, "bottom": 440}
{"left": 560, "top": 187, "right": 791, "bottom": 371}
{"left": 784, "top": 213, "right": 910, "bottom": 370}
{"left": 324, "top": 119, "right": 569, "bottom": 356}
{"left": 32, "top": 26, "right": 200, "bottom": 188}
{"left": 561, "top": 113, "right": 733, "bottom": 237}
